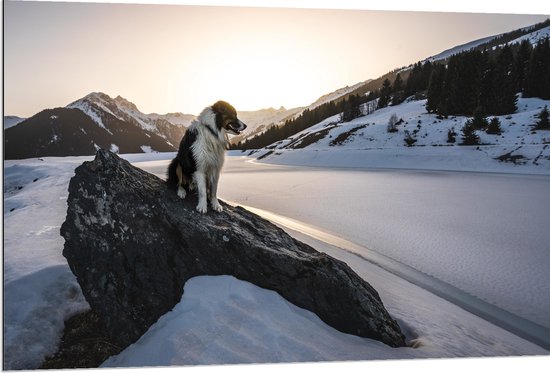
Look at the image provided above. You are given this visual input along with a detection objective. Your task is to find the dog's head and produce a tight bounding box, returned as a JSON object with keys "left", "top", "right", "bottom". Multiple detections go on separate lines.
{"left": 212, "top": 101, "right": 247, "bottom": 135}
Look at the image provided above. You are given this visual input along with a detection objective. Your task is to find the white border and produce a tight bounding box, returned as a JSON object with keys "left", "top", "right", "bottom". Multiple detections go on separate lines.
{"left": 15, "top": 0, "right": 550, "bottom": 15}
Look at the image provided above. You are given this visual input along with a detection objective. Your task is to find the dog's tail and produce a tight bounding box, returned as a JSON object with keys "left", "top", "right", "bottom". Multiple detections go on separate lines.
{"left": 166, "top": 158, "right": 180, "bottom": 190}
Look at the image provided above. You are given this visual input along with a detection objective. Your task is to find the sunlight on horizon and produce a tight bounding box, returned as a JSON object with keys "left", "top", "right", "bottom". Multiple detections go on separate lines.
{"left": 4, "top": 1, "right": 549, "bottom": 116}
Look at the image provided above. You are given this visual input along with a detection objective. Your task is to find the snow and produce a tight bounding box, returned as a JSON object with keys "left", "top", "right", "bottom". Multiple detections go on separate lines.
{"left": 507, "top": 25, "right": 550, "bottom": 47}
{"left": 3, "top": 156, "right": 93, "bottom": 369}
{"left": 426, "top": 25, "right": 550, "bottom": 63}
{"left": 110, "top": 143, "right": 120, "bottom": 153}
{"left": 427, "top": 35, "right": 496, "bottom": 62}
{"left": 67, "top": 98, "right": 112, "bottom": 133}
{"left": 147, "top": 112, "right": 195, "bottom": 127}
{"left": 252, "top": 96, "right": 550, "bottom": 175}
{"left": 307, "top": 80, "right": 370, "bottom": 110}
{"left": 140, "top": 145, "right": 157, "bottom": 153}
{"left": 3, "top": 152, "right": 549, "bottom": 370}
{"left": 216, "top": 157, "right": 550, "bottom": 330}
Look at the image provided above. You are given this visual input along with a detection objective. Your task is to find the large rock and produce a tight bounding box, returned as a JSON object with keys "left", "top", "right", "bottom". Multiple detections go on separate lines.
{"left": 61, "top": 150, "right": 406, "bottom": 350}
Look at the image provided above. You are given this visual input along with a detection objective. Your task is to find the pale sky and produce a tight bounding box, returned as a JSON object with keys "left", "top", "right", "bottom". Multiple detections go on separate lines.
{"left": 4, "top": 0, "right": 550, "bottom": 117}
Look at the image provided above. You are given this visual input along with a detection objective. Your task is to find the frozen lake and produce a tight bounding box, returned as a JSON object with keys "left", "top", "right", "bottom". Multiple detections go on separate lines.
{"left": 136, "top": 155, "right": 550, "bottom": 331}
{"left": 5, "top": 153, "right": 549, "bottom": 369}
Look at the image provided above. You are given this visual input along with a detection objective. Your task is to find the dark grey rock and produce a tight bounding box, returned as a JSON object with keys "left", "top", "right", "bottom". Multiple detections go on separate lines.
{"left": 61, "top": 149, "right": 406, "bottom": 350}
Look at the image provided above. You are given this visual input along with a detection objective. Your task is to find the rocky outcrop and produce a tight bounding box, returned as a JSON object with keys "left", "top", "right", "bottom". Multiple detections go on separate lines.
{"left": 61, "top": 150, "right": 406, "bottom": 351}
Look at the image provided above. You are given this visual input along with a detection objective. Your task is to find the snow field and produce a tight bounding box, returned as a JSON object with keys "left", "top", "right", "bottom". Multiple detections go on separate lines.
{"left": 3, "top": 152, "right": 549, "bottom": 370}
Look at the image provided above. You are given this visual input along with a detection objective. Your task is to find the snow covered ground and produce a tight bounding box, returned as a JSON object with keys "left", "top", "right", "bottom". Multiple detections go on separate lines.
{"left": 250, "top": 96, "right": 550, "bottom": 175}
{"left": 3, "top": 151, "right": 550, "bottom": 371}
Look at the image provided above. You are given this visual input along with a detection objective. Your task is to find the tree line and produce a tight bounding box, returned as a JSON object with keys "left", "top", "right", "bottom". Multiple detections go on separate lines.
{"left": 427, "top": 38, "right": 550, "bottom": 116}
{"left": 233, "top": 96, "right": 365, "bottom": 150}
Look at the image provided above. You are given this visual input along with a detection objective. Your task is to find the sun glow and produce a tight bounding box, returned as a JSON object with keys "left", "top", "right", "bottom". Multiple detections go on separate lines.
{"left": 5, "top": 2, "right": 549, "bottom": 117}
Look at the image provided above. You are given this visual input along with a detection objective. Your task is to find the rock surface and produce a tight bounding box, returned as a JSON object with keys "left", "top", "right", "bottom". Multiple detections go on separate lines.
{"left": 61, "top": 150, "right": 406, "bottom": 350}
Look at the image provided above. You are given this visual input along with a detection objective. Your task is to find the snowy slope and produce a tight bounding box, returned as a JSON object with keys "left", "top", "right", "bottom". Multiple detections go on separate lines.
{"left": 506, "top": 25, "right": 550, "bottom": 46}
{"left": 307, "top": 80, "right": 370, "bottom": 110}
{"left": 3, "top": 154, "right": 549, "bottom": 370}
{"left": 251, "top": 96, "right": 550, "bottom": 174}
{"left": 427, "top": 35, "right": 497, "bottom": 62}
{"left": 428, "top": 24, "right": 550, "bottom": 62}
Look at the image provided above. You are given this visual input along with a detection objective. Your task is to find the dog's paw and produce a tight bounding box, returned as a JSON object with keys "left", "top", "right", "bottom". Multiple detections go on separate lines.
{"left": 177, "top": 186, "right": 187, "bottom": 199}
{"left": 211, "top": 199, "right": 223, "bottom": 212}
{"left": 196, "top": 202, "right": 208, "bottom": 214}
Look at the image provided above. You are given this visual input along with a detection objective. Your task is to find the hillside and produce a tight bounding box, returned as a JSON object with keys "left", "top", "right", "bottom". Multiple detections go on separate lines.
{"left": 248, "top": 96, "right": 550, "bottom": 174}
{"left": 235, "top": 19, "right": 550, "bottom": 156}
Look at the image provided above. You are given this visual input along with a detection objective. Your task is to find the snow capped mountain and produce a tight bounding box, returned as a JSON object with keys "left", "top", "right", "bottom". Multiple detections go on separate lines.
{"left": 3, "top": 116, "right": 26, "bottom": 129}
{"left": 66, "top": 92, "right": 190, "bottom": 147}
{"left": 4, "top": 93, "right": 191, "bottom": 159}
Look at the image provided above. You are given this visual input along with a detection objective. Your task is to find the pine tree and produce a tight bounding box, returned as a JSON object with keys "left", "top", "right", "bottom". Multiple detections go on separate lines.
{"left": 461, "top": 119, "right": 480, "bottom": 145}
{"left": 378, "top": 79, "right": 392, "bottom": 108}
{"left": 404, "top": 62, "right": 423, "bottom": 97}
{"left": 470, "top": 107, "right": 489, "bottom": 130}
{"left": 490, "top": 45, "right": 517, "bottom": 115}
{"left": 513, "top": 39, "right": 532, "bottom": 93}
{"left": 426, "top": 64, "right": 446, "bottom": 113}
{"left": 342, "top": 94, "right": 361, "bottom": 122}
{"left": 391, "top": 73, "right": 405, "bottom": 105}
{"left": 431, "top": 51, "right": 486, "bottom": 116}
{"left": 534, "top": 105, "right": 550, "bottom": 130}
{"left": 524, "top": 37, "right": 550, "bottom": 99}
{"left": 486, "top": 117, "right": 502, "bottom": 135}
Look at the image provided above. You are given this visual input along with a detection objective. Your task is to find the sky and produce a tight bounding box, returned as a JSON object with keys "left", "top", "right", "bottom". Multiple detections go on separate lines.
{"left": 3, "top": 0, "right": 550, "bottom": 117}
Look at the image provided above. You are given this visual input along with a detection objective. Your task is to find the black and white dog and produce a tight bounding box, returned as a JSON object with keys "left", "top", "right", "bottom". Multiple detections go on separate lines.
{"left": 167, "top": 101, "right": 246, "bottom": 213}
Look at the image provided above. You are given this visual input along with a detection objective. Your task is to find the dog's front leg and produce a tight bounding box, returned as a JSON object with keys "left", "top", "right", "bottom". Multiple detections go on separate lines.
{"left": 209, "top": 172, "right": 223, "bottom": 212}
{"left": 194, "top": 171, "right": 208, "bottom": 214}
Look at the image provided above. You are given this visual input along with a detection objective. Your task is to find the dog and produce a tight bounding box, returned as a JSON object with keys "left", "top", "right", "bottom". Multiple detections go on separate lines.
{"left": 167, "top": 101, "right": 246, "bottom": 213}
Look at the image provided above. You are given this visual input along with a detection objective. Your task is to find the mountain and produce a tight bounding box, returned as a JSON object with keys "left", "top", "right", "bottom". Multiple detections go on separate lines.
{"left": 66, "top": 92, "right": 193, "bottom": 147}
{"left": 4, "top": 92, "right": 191, "bottom": 160}
{"left": 4, "top": 92, "right": 310, "bottom": 159}
{"left": 230, "top": 106, "right": 303, "bottom": 145}
{"left": 236, "top": 19, "right": 550, "bottom": 152}
{"left": 4, "top": 116, "right": 26, "bottom": 129}
{"left": 4, "top": 107, "right": 180, "bottom": 160}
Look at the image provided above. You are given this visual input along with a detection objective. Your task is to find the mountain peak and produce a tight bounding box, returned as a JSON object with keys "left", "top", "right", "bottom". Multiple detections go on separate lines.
{"left": 113, "top": 95, "right": 139, "bottom": 111}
